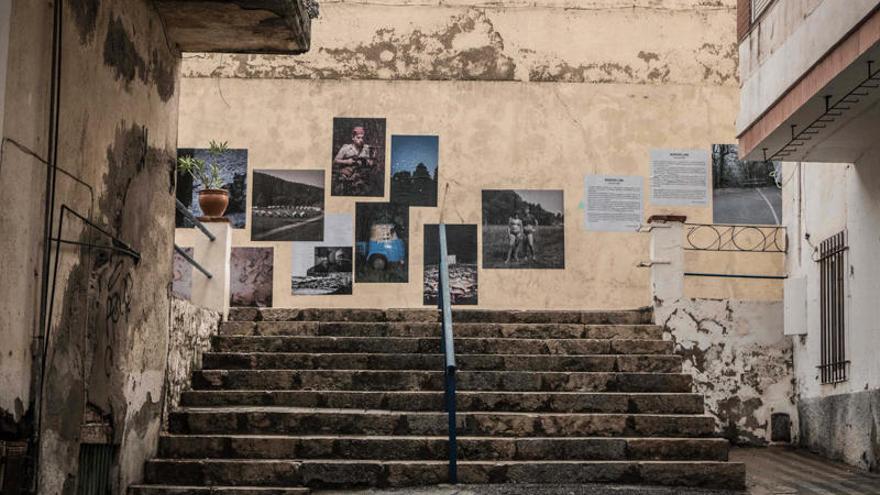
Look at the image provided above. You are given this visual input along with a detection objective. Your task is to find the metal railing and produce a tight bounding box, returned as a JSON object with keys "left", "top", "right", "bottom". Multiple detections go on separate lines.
{"left": 682, "top": 223, "right": 787, "bottom": 280}
{"left": 174, "top": 199, "right": 213, "bottom": 279}
{"left": 684, "top": 223, "right": 786, "bottom": 253}
{"left": 437, "top": 224, "right": 458, "bottom": 483}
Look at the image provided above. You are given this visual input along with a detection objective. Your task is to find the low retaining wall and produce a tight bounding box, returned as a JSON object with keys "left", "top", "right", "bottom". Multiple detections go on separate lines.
{"left": 163, "top": 297, "right": 221, "bottom": 426}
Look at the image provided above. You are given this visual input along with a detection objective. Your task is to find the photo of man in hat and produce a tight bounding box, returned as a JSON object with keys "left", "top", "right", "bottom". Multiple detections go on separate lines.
{"left": 331, "top": 118, "right": 386, "bottom": 197}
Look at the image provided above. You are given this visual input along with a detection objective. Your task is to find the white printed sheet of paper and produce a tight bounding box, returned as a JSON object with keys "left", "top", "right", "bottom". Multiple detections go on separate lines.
{"left": 650, "top": 149, "right": 709, "bottom": 206}
{"left": 584, "top": 175, "right": 643, "bottom": 232}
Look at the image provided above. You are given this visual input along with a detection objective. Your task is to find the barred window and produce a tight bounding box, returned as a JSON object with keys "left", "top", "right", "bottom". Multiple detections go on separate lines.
{"left": 818, "top": 230, "right": 848, "bottom": 384}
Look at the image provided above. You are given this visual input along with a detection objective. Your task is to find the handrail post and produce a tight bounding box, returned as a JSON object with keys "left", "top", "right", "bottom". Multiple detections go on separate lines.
{"left": 438, "top": 224, "right": 457, "bottom": 484}
{"left": 189, "top": 220, "right": 232, "bottom": 319}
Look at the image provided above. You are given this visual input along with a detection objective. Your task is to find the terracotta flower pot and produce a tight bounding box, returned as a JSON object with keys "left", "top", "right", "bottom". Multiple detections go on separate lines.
{"left": 198, "top": 189, "right": 229, "bottom": 218}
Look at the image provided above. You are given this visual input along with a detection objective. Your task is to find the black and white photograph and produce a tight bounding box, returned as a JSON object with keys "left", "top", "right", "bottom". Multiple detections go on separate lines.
{"left": 355, "top": 202, "right": 409, "bottom": 283}
{"left": 712, "top": 144, "right": 781, "bottom": 225}
{"left": 482, "top": 189, "right": 565, "bottom": 269}
{"left": 251, "top": 169, "right": 325, "bottom": 241}
{"left": 291, "top": 214, "right": 355, "bottom": 295}
{"left": 295, "top": 247, "right": 354, "bottom": 295}
{"left": 230, "top": 247, "right": 274, "bottom": 307}
{"left": 423, "top": 224, "right": 478, "bottom": 306}
{"left": 176, "top": 148, "right": 248, "bottom": 228}
{"left": 331, "top": 117, "right": 386, "bottom": 197}
{"left": 391, "top": 135, "right": 439, "bottom": 206}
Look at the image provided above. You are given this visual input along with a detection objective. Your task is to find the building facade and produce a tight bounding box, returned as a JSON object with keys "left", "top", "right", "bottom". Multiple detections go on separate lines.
{"left": 738, "top": 0, "right": 880, "bottom": 471}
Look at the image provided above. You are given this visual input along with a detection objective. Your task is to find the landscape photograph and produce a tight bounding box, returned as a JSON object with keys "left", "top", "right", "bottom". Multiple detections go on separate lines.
{"left": 251, "top": 169, "right": 325, "bottom": 241}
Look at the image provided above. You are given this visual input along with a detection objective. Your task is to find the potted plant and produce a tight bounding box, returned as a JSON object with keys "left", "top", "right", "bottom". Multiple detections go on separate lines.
{"left": 178, "top": 140, "right": 230, "bottom": 219}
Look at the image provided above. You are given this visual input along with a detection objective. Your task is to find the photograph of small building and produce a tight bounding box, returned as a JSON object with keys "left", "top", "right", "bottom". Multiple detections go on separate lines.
{"left": 390, "top": 135, "right": 439, "bottom": 206}
{"left": 251, "top": 169, "right": 324, "bottom": 241}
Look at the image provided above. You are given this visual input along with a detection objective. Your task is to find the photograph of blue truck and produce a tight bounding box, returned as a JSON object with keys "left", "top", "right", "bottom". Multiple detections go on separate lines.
{"left": 355, "top": 202, "right": 409, "bottom": 283}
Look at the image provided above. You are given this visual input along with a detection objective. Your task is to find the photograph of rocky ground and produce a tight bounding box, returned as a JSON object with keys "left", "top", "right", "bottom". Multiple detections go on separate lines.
{"left": 424, "top": 224, "right": 478, "bottom": 305}
{"left": 230, "top": 247, "right": 274, "bottom": 307}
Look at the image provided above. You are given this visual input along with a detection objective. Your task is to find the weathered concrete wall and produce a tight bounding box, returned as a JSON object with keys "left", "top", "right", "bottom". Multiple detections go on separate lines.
{"left": 177, "top": 0, "right": 783, "bottom": 310}
{"left": 737, "top": 0, "right": 878, "bottom": 133}
{"left": 0, "top": 0, "right": 180, "bottom": 493}
{"left": 658, "top": 298, "right": 795, "bottom": 445}
{"left": 782, "top": 150, "right": 880, "bottom": 471}
{"left": 163, "top": 297, "right": 221, "bottom": 427}
{"left": 648, "top": 220, "right": 794, "bottom": 445}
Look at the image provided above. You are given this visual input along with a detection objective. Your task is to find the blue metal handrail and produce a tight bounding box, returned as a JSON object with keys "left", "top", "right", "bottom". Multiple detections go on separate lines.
{"left": 437, "top": 224, "right": 457, "bottom": 483}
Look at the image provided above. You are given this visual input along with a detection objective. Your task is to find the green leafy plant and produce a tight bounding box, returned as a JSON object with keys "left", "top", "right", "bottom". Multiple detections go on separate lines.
{"left": 177, "top": 140, "right": 229, "bottom": 190}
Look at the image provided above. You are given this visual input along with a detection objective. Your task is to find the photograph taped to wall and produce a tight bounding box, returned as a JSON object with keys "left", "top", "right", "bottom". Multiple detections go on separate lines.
{"left": 172, "top": 247, "right": 192, "bottom": 300}
{"left": 251, "top": 169, "right": 325, "bottom": 241}
{"left": 423, "top": 224, "right": 478, "bottom": 306}
{"left": 482, "top": 189, "right": 565, "bottom": 269}
{"left": 391, "top": 135, "right": 439, "bottom": 206}
{"left": 355, "top": 202, "right": 409, "bottom": 283}
{"left": 230, "top": 247, "right": 274, "bottom": 307}
{"left": 712, "top": 144, "right": 782, "bottom": 225}
{"left": 176, "top": 148, "right": 248, "bottom": 228}
{"left": 292, "top": 214, "right": 354, "bottom": 295}
{"left": 331, "top": 117, "right": 386, "bottom": 197}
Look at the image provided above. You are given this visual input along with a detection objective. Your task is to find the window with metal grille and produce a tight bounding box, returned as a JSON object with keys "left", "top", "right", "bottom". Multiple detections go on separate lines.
{"left": 818, "top": 230, "right": 848, "bottom": 384}
{"left": 76, "top": 444, "right": 115, "bottom": 495}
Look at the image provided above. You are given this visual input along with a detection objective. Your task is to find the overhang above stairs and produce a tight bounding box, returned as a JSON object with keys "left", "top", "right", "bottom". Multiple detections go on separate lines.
{"left": 152, "top": 0, "right": 313, "bottom": 54}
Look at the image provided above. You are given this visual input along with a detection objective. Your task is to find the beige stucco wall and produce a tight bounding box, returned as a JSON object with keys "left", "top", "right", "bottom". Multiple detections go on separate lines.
{"left": 178, "top": 0, "right": 782, "bottom": 310}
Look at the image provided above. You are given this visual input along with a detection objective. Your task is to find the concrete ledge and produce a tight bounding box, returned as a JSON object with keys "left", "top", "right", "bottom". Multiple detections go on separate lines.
{"left": 153, "top": 0, "right": 311, "bottom": 54}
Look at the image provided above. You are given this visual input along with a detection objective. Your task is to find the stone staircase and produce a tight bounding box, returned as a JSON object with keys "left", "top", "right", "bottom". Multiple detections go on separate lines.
{"left": 129, "top": 307, "right": 746, "bottom": 494}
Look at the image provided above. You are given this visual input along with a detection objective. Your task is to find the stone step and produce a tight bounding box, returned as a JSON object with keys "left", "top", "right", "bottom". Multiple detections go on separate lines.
{"left": 143, "top": 459, "right": 744, "bottom": 490}
{"left": 202, "top": 352, "right": 683, "bottom": 373}
{"left": 219, "top": 321, "right": 664, "bottom": 340}
{"left": 191, "top": 370, "right": 693, "bottom": 393}
{"left": 180, "top": 391, "right": 705, "bottom": 414}
{"left": 210, "top": 336, "right": 673, "bottom": 355}
{"left": 168, "top": 408, "right": 716, "bottom": 437}
{"left": 158, "top": 435, "right": 730, "bottom": 461}
{"left": 228, "top": 308, "right": 654, "bottom": 325}
{"left": 129, "top": 487, "right": 309, "bottom": 495}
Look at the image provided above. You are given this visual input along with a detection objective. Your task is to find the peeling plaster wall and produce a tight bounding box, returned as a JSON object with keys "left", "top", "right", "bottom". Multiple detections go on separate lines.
{"left": 656, "top": 298, "right": 795, "bottom": 445}
{"left": 782, "top": 151, "right": 880, "bottom": 471}
{"left": 0, "top": 0, "right": 180, "bottom": 493}
{"left": 177, "top": 0, "right": 779, "bottom": 310}
{"left": 163, "top": 297, "right": 221, "bottom": 428}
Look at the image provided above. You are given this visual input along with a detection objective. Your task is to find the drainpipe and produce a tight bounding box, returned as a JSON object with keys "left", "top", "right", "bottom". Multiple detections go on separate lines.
{"left": 30, "top": 0, "right": 64, "bottom": 491}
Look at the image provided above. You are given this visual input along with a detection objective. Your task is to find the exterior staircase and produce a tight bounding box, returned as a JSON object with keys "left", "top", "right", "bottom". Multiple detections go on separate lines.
{"left": 129, "top": 307, "right": 746, "bottom": 494}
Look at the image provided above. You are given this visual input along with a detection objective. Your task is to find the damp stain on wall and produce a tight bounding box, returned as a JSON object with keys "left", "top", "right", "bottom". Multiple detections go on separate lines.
{"left": 103, "top": 14, "right": 177, "bottom": 102}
